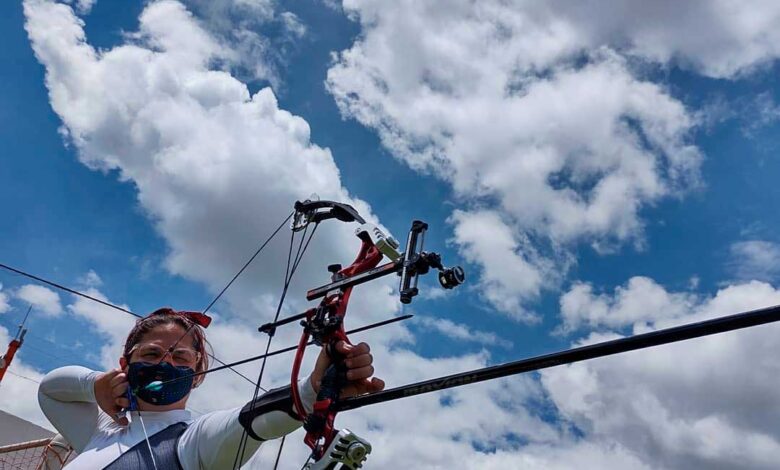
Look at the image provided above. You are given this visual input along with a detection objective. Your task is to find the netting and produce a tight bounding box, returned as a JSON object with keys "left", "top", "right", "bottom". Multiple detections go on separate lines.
{"left": 0, "top": 436, "right": 73, "bottom": 470}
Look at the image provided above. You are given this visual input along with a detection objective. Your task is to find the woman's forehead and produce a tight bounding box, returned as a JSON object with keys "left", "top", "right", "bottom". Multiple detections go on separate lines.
{"left": 140, "top": 323, "right": 196, "bottom": 346}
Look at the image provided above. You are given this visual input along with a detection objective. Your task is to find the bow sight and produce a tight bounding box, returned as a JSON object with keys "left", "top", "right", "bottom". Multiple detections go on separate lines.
{"left": 258, "top": 199, "right": 465, "bottom": 469}
{"left": 290, "top": 201, "right": 464, "bottom": 307}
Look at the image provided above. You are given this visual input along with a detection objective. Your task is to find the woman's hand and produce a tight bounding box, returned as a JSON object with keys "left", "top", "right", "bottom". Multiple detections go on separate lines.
{"left": 310, "top": 341, "right": 385, "bottom": 398}
{"left": 94, "top": 369, "right": 131, "bottom": 425}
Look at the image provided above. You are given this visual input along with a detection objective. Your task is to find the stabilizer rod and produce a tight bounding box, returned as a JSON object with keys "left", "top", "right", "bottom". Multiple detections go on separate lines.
{"left": 337, "top": 303, "right": 780, "bottom": 411}
{"left": 148, "top": 315, "right": 413, "bottom": 390}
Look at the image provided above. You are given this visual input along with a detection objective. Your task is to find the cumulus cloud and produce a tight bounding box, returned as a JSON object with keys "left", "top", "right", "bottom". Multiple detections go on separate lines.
{"left": 415, "top": 314, "right": 512, "bottom": 349}
{"left": 0, "top": 283, "right": 10, "bottom": 314}
{"left": 545, "top": 0, "right": 780, "bottom": 78}
{"left": 184, "top": 0, "right": 307, "bottom": 87}
{"left": 15, "top": 284, "right": 63, "bottom": 317}
{"left": 327, "top": 0, "right": 705, "bottom": 314}
{"left": 729, "top": 240, "right": 780, "bottom": 282}
{"left": 23, "top": 0, "right": 382, "bottom": 325}
{"left": 545, "top": 278, "right": 780, "bottom": 468}
{"left": 449, "top": 210, "right": 553, "bottom": 321}
{"left": 559, "top": 276, "right": 696, "bottom": 333}
{"left": 76, "top": 269, "right": 103, "bottom": 287}
{"left": 66, "top": 287, "right": 134, "bottom": 369}
{"left": 63, "top": 0, "right": 94, "bottom": 14}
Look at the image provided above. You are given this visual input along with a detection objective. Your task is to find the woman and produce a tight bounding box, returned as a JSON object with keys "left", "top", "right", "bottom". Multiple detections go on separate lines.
{"left": 38, "top": 308, "right": 384, "bottom": 469}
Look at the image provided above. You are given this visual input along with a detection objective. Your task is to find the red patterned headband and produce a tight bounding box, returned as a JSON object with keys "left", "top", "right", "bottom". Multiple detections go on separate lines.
{"left": 148, "top": 307, "right": 212, "bottom": 328}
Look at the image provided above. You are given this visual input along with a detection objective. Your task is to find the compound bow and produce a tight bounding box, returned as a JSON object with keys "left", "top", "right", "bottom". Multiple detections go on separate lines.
{"left": 251, "top": 199, "right": 464, "bottom": 469}
{"left": 223, "top": 199, "right": 780, "bottom": 470}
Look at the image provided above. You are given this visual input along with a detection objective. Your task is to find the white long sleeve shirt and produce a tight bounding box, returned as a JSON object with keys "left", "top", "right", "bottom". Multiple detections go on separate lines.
{"left": 38, "top": 366, "right": 317, "bottom": 469}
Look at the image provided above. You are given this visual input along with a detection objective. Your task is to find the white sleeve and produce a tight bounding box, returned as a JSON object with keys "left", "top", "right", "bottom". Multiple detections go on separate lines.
{"left": 177, "top": 375, "right": 318, "bottom": 470}
{"left": 37, "top": 366, "right": 102, "bottom": 452}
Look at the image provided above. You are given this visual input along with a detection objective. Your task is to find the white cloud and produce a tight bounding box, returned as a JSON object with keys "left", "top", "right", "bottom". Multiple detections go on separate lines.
{"left": 545, "top": 0, "right": 780, "bottom": 79}
{"left": 183, "top": 0, "right": 307, "bottom": 87}
{"left": 449, "top": 210, "right": 552, "bottom": 321}
{"left": 545, "top": 279, "right": 780, "bottom": 468}
{"left": 279, "top": 12, "right": 306, "bottom": 39}
{"left": 0, "top": 283, "right": 10, "bottom": 314}
{"left": 15, "top": 284, "right": 63, "bottom": 317}
{"left": 729, "top": 240, "right": 780, "bottom": 282}
{"left": 66, "top": 287, "right": 134, "bottom": 369}
{"left": 63, "top": 0, "right": 94, "bottom": 14}
{"left": 415, "top": 315, "right": 512, "bottom": 349}
{"left": 23, "top": 0, "right": 382, "bottom": 325}
{"left": 559, "top": 276, "right": 696, "bottom": 333}
{"left": 330, "top": 46, "right": 700, "bottom": 243}
{"left": 77, "top": 269, "right": 103, "bottom": 287}
{"left": 319, "top": 0, "right": 341, "bottom": 13}
{"left": 327, "top": 1, "right": 705, "bottom": 314}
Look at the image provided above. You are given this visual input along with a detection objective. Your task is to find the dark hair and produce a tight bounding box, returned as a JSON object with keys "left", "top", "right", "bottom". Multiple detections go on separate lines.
{"left": 123, "top": 308, "right": 211, "bottom": 386}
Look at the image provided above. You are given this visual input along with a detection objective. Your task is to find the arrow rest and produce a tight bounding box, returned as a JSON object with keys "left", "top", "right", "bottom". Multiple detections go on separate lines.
{"left": 303, "top": 304, "right": 343, "bottom": 347}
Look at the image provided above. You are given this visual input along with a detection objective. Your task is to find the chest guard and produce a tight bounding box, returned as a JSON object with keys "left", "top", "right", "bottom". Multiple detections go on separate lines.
{"left": 103, "top": 422, "right": 188, "bottom": 470}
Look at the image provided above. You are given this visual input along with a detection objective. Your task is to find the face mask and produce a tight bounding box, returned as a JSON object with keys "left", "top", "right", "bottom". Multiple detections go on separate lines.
{"left": 127, "top": 361, "right": 195, "bottom": 406}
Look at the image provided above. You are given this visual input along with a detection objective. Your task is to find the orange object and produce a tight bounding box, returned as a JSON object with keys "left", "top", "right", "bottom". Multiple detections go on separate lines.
{"left": 0, "top": 332, "right": 26, "bottom": 383}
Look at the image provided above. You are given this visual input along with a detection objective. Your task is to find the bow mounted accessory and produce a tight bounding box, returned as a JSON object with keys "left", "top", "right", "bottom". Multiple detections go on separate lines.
{"left": 259, "top": 199, "right": 465, "bottom": 468}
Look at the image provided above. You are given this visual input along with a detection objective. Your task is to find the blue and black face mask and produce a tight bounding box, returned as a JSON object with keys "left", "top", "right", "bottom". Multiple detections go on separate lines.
{"left": 127, "top": 361, "right": 195, "bottom": 406}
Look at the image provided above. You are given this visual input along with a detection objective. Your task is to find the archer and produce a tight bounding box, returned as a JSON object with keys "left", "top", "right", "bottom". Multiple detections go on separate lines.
{"left": 37, "top": 307, "right": 384, "bottom": 469}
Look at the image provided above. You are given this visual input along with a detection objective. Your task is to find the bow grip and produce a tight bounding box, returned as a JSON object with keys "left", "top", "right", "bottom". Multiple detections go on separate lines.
{"left": 304, "top": 345, "right": 348, "bottom": 437}
{"left": 318, "top": 346, "right": 349, "bottom": 402}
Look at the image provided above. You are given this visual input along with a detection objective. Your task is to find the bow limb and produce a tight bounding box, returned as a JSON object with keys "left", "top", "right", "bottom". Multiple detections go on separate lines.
{"left": 290, "top": 311, "right": 314, "bottom": 420}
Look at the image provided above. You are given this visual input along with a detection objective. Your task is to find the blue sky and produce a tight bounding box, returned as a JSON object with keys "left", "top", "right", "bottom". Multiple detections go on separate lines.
{"left": 3, "top": 0, "right": 780, "bottom": 468}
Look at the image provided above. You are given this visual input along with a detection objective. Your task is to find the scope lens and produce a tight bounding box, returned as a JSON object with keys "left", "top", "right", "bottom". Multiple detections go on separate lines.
{"left": 439, "top": 266, "right": 465, "bottom": 289}
{"left": 452, "top": 266, "right": 465, "bottom": 284}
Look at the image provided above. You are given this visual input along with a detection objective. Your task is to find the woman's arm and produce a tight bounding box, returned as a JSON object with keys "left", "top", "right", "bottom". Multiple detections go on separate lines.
{"left": 177, "top": 375, "right": 317, "bottom": 469}
{"left": 178, "top": 341, "right": 383, "bottom": 469}
{"left": 37, "top": 366, "right": 102, "bottom": 452}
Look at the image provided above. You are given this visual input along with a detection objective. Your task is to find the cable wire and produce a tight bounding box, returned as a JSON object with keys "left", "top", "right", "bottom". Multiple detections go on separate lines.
{"left": 5, "top": 370, "right": 41, "bottom": 384}
{"left": 233, "top": 222, "right": 318, "bottom": 469}
{"left": 273, "top": 436, "right": 286, "bottom": 469}
{"left": 0, "top": 262, "right": 140, "bottom": 318}
{"left": 202, "top": 211, "right": 294, "bottom": 315}
{"left": 0, "top": 263, "right": 258, "bottom": 388}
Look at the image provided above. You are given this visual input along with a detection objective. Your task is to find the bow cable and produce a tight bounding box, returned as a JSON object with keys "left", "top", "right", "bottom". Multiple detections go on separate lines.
{"left": 149, "top": 210, "right": 296, "bottom": 397}
{"left": 0, "top": 262, "right": 140, "bottom": 318}
{"left": 0, "top": 262, "right": 259, "bottom": 388}
{"left": 119, "top": 210, "right": 296, "bottom": 469}
{"left": 233, "top": 221, "right": 319, "bottom": 468}
{"left": 202, "top": 211, "right": 295, "bottom": 316}
{"left": 141, "top": 315, "right": 413, "bottom": 391}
